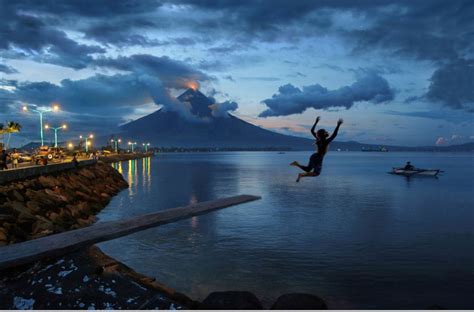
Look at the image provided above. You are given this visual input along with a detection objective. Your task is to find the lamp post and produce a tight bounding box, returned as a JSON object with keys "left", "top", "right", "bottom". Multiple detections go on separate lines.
{"left": 142, "top": 142, "right": 150, "bottom": 153}
{"left": 23, "top": 104, "right": 59, "bottom": 146}
{"left": 45, "top": 124, "right": 67, "bottom": 147}
{"left": 110, "top": 138, "right": 122, "bottom": 153}
{"left": 80, "top": 134, "right": 94, "bottom": 153}
{"left": 128, "top": 141, "right": 137, "bottom": 153}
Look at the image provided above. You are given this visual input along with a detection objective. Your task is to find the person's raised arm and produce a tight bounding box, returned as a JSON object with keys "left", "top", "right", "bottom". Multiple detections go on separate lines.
{"left": 311, "top": 116, "right": 321, "bottom": 139}
{"left": 328, "top": 118, "right": 343, "bottom": 142}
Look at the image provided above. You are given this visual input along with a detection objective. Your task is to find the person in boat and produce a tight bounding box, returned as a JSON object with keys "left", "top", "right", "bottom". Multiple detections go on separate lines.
{"left": 403, "top": 161, "right": 415, "bottom": 170}
{"left": 290, "top": 116, "right": 343, "bottom": 182}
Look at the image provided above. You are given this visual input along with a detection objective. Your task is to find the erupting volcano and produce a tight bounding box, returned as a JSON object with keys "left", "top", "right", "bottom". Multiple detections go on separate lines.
{"left": 118, "top": 88, "right": 314, "bottom": 149}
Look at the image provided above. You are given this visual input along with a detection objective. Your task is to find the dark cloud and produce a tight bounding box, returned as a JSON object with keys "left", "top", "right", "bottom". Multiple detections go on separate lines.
{"left": 0, "top": 4, "right": 105, "bottom": 69}
{"left": 209, "top": 100, "right": 238, "bottom": 118}
{"left": 82, "top": 20, "right": 161, "bottom": 47}
{"left": 426, "top": 59, "right": 474, "bottom": 112}
{"left": 3, "top": 0, "right": 471, "bottom": 75}
{"left": 171, "top": 0, "right": 473, "bottom": 63}
{"left": 0, "top": 64, "right": 18, "bottom": 74}
{"left": 347, "top": 1, "right": 473, "bottom": 62}
{"left": 260, "top": 71, "right": 394, "bottom": 117}
{"left": 11, "top": 0, "right": 160, "bottom": 17}
{"left": 94, "top": 54, "right": 210, "bottom": 88}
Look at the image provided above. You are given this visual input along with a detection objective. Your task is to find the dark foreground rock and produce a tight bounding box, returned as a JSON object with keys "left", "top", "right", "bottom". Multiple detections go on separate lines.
{"left": 271, "top": 293, "right": 328, "bottom": 310}
{"left": 199, "top": 291, "right": 263, "bottom": 310}
{"left": 0, "top": 245, "right": 195, "bottom": 309}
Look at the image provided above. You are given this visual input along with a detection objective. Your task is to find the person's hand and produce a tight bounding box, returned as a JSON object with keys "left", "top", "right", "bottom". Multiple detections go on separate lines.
{"left": 316, "top": 116, "right": 321, "bottom": 123}
{"left": 337, "top": 118, "right": 343, "bottom": 126}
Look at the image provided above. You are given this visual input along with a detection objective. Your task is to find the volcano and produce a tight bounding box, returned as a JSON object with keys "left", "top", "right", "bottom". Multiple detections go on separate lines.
{"left": 119, "top": 88, "right": 313, "bottom": 149}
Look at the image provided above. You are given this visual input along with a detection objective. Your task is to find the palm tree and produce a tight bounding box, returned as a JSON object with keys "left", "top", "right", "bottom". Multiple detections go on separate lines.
{"left": 0, "top": 123, "right": 6, "bottom": 150}
{"left": 5, "top": 121, "right": 22, "bottom": 149}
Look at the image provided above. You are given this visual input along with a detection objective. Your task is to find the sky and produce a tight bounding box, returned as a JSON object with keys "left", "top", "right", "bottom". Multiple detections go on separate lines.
{"left": 0, "top": 0, "right": 473, "bottom": 147}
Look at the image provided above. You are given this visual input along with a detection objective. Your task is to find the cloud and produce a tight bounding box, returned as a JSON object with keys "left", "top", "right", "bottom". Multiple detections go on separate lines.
{"left": 347, "top": 1, "right": 473, "bottom": 62}
{"left": 435, "top": 134, "right": 465, "bottom": 146}
{"left": 426, "top": 59, "right": 474, "bottom": 112}
{"left": 1, "top": 73, "right": 199, "bottom": 136}
{"left": 259, "top": 71, "right": 394, "bottom": 117}
{"left": 0, "top": 5, "right": 105, "bottom": 69}
{"left": 240, "top": 76, "right": 281, "bottom": 81}
{"left": 0, "top": 64, "right": 18, "bottom": 74}
{"left": 384, "top": 109, "right": 472, "bottom": 123}
{"left": 209, "top": 100, "right": 238, "bottom": 118}
{"left": 435, "top": 137, "right": 446, "bottom": 145}
{"left": 94, "top": 54, "right": 210, "bottom": 89}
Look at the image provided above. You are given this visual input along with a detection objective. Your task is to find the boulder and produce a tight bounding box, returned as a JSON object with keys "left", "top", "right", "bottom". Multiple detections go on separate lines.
{"left": 0, "top": 227, "right": 8, "bottom": 242}
{"left": 38, "top": 175, "right": 59, "bottom": 189}
{"left": 25, "top": 189, "right": 56, "bottom": 207}
{"left": 47, "top": 211, "right": 61, "bottom": 222}
{"left": 76, "top": 217, "right": 92, "bottom": 227}
{"left": 8, "top": 201, "right": 36, "bottom": 221}
{"left": 26, "top": 201, "right": 41, "bottom": 214}
{"left": 79, "top": 168, "right": 96, "bottom": 179}
{"left": 8, "top": 190, "right": 25, "bottom": 202}
{"left": 44, "top": 188, "right": 68, "bottom": 203}
{"left": 75, "top": 190, "right": 96, "bottom": 202}
{"left": 271, "top": 293, "right": 328, "bottom": 310}
{"left": 31, "top": 220, "right": 54, "bottom": 237}
{"left": 0, "top": 214, "right": 14, "bottom": 222}
{"left": 199, "top": 291, "right": 263, "bottom": 310}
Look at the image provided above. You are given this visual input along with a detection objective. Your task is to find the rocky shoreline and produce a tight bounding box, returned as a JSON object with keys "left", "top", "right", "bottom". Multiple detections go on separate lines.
{"left": 0, "top": 161, "right": 127, "bottom": 245}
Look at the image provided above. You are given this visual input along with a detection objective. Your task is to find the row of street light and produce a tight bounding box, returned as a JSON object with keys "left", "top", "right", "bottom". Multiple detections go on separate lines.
{"left": 23, "top": 103, "right": 151, "bottom": 154}
{"left": 22, "top": 104, "right": 59, "bottom": 146}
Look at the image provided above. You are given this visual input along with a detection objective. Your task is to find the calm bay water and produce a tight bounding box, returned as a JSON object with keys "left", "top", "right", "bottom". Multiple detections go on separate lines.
{"left": 97, "top": 152, "right": 474, "bottom": 309}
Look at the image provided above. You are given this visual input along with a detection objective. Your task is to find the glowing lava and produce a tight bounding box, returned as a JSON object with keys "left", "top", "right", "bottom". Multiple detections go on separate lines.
{"left": 185, "top": 81, "right": 199, "bottom": 91}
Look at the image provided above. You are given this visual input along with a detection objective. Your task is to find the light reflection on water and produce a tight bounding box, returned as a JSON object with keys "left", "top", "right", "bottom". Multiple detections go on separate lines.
{"left": 100, "top": 152, "right": 474, "bottom": 309}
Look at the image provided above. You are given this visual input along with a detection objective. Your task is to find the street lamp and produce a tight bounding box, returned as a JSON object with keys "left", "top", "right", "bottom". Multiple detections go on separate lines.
{"left": 45, "top": 124, "right": 67, "bottom": 147}
{"left": 128, "top": 141, "right": 137, "bottom": 153}
{"left": 22, "top": 104, "right": 60, "bottom": 146}
{"left": 142, "top": 142, "right": 150, "bottom": 152}
{"left": 110, "top": 138, "right": 122, "bottom": 153}
{"left": 80, "top": 134, "right": 94, "bottom": 153}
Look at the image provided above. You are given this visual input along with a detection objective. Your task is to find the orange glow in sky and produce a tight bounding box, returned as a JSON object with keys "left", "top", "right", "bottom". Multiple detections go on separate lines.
{"left": 185, "top": 81, "right": 199, "bottom": 91}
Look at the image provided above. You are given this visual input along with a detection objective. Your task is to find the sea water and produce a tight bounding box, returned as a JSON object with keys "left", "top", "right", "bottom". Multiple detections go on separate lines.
{"left": 97, "top": 152, "right": 474, "bottom": 309}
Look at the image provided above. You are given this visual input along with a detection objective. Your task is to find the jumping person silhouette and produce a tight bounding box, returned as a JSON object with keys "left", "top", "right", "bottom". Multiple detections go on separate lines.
{"left": 290, "top": 116, "right": 343, "bottom": 182}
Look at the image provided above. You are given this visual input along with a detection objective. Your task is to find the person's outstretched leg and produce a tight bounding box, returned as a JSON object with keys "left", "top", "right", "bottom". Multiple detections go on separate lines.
{"left": 290, "top": 155, "right": 314, "bottom": 173}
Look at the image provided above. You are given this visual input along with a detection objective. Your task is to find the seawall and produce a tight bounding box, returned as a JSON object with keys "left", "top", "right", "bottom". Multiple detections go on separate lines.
{"left": 0, "top": 160, "right": 97, "bottom": 185}
{"left": 99, "top": 152, "right": 153, "bottom": 163}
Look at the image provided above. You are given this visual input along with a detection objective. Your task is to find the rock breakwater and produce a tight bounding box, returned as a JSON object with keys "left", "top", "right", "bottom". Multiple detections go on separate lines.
{"left": 0, "top": 161, "right": 128, "bottom": 245}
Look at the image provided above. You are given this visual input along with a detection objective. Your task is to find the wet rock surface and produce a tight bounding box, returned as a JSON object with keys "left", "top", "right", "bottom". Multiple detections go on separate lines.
{"left": 0, "top": 246, "right": 187, "bottom": 309}
{"left": 0, "top": 161, "right": 128, "bottom": 245}
{"left": 199, "top": 291, "right": 264, "bottom": 310}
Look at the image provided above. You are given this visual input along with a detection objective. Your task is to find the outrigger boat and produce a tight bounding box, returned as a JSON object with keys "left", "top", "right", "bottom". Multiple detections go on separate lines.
{"left": 390, "top": 168, "right": 441, "bottom": 177}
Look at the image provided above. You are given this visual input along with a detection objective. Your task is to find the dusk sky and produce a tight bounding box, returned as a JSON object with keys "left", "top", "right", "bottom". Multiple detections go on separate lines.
{"left": 0, "top": 0, "right": 473, "bottom": 146}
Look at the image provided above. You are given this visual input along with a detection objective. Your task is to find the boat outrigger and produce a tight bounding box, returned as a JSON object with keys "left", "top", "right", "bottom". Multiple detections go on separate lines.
{"left": 390, "top": 168, "right": 441, "bottom": 177}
